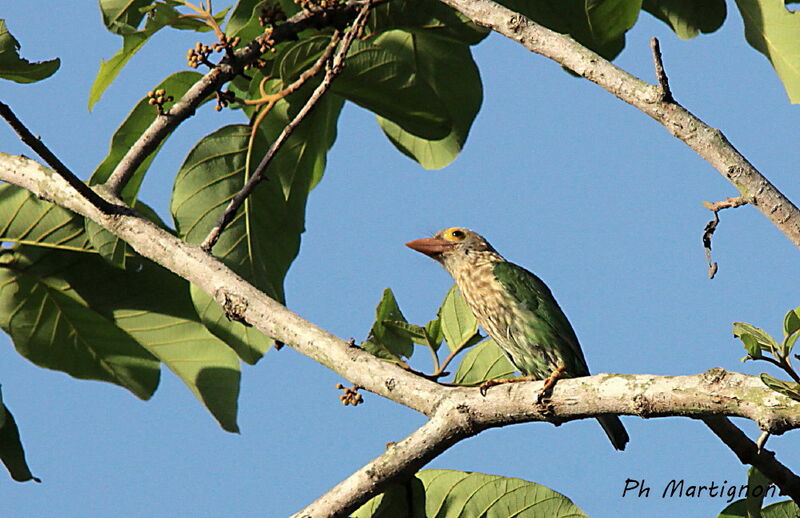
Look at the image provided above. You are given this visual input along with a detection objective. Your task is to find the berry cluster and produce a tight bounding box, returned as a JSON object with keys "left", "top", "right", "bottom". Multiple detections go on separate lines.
{"left": 147, "top": 89, "right": 174, "bottom": 115}
{"left": 336, "top": 383, "right": 364, "bottom": 406}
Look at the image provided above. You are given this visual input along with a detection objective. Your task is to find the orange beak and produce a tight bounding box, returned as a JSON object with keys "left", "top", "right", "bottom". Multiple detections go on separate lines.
{"left": 405, "top": 237, "right": 453, "bottom": 258}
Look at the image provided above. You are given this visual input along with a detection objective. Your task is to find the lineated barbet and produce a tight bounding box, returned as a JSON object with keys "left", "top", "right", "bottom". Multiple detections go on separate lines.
{"left": 406, "top": 227, "right": 629, "bottom": 451}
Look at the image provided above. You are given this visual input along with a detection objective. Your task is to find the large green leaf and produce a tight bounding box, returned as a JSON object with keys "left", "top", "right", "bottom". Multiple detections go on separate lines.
{"left": 0, "top": 20, "right": 59, "bottom": 84}
{"left": 88, "top": 71, "right": 204, "bottom": 268}
{"left": 331, "top": 38, "right": 452, "bottom": 140}
{"left": 643, "top": 0, "right": 726, "bottom": 39}
{"left": 453, "top": 339, "right": 516, "bottom": 385}
{"left": 0, "top": 246, "right": 160, "bottom": 400}
{"left": 374, "top": 30, "right": 482, "bottom": 169}
{"left": 172, "top": 91, "right": 342, "bottom": 363}
{"left": 65, "top": 251, "right": 243, "bottom": 432}
{"left": 353, "top": 469, "right": 588, "bottom": 518}
{"left": 497, "top": 0, "right": 642, "bottom": 60}
{"left": 0, "top": 388, "right": 40, "bottom": 483}
{"left": 0, "top": 183, "right": 92, "bottom": 252}
{"left": 736, "top": 0, "right": 800, "bottom": 103}
{"left": 362, "top": 288, "right": 415, "bottom": 362}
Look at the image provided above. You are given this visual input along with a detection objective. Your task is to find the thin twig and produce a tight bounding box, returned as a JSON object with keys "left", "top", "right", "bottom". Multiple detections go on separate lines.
{"left": 702, "top": 416, "right": 800, "bottom": 505}
{"left": 701, "top": 196, "right": 749, "bottom": 279}
{"left": 0, "top": 102, "right": 119, "bottom": 213}
{"left": 650, "top": 37, "right": 673, "bottom": 103}
{"left": 200, "top": 2, "right": 372, "bottom": 251}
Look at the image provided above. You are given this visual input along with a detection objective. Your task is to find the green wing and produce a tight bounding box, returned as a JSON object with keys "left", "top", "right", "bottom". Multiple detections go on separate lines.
{"left": 493, "top": 261, "right": 590, "bottom": 376}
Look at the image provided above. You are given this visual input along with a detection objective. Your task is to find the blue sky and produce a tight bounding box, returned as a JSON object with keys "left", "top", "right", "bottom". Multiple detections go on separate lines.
{"left": 2, "top": 2, "right": 800, "bottom": 517}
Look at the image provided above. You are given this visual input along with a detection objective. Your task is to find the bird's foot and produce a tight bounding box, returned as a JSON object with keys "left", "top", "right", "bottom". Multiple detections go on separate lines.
{"left": 536, "top": 364, "right": 566, "bottom": 404}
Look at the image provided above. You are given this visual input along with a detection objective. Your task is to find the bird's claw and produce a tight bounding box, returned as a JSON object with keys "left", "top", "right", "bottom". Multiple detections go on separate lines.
{"left": 536, "top": 390, "right": 549, "bottom": 404}
{"left": 479, "top": 379, "right": 500, "bottom": 396}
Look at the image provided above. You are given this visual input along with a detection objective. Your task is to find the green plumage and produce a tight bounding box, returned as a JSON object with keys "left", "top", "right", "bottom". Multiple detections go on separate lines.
{"left": 406, "top": 227, "right": 629, "bottom": 451}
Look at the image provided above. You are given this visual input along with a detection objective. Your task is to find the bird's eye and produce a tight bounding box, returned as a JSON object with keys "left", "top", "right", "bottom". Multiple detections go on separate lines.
{"left": 444, "top": 228, "right": 465, "bottom": 241}
{"left": 451, "top": 230, "right": 465, "bottom": 239}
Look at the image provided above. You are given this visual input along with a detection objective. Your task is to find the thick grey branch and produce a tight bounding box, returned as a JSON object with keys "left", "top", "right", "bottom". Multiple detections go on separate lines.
{"left": 434, "top": 0, "right": 800, "bottom": 249}
{"left": 4, "top": 153, "right": 800, "bottom": 515}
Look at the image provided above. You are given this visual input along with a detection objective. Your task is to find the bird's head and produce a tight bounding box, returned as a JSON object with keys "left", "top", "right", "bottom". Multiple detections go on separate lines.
{"left": 405, "top": 227, "right": 500, "bottom": 270}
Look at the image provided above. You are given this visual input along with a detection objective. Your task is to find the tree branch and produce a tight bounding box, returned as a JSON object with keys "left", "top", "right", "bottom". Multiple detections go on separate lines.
{"left": 434, "top": 0, "right": 800, "bottom": 249}
{"left": 4, "top": 153, "right": 800, "bottom": 514}
{"left": 292, "top": 404, "right": 475, "bottom": 518}
{"left": 103, "top": 0, "right": 372, "bottom": 196}
{"left": 0, "top": 102, "right": 119, "bottom": 214}
{"left": 200, "top": 1, "right": 372, "bottom": 251}
{"left": 703, "top": 416, "right": 800, "bottom": 504}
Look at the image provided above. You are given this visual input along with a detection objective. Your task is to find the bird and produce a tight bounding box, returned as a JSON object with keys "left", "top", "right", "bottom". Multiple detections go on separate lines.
{"left": 405, "top": 227, "right": 629, "bottom": 451}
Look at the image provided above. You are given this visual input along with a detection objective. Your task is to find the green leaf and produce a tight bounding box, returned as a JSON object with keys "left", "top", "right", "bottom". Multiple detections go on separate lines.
{"left": 783, "top": 331, "right": 800, "bottom": 358}
{"left": 0, "top": 389, "right": 40, "bottom": 483}
{"left": 72, "top": 252, "right": 242, "bottom": 433}
{"left": 0, "top": 183, "right": 92, "bottom": 252}
{"left": 439, "top": 285, "right": 478, "bottom": 351}
{"left": 352, "top": 469, "right": 588, "bottom": 518}
{"left": 331, "top": 38, "right": 452, "bottom": 140}
{"left": 761, "top": 501, "right": 800, "bottom": 517}
{"left": 453, "top": 339, "right": 516, "bottom": 385}
{"left": 741, "top": 333, "right": 762, "bottom": 358}
{"left": 362, "top": 289, "right": 414, "bottom": 361}
{"left": 643, "top": 0, "right": 726, "bottom": 39}
{"left": 0, "top": 20, "right": 59, "bottom": 84}
{"left": 496, "top": 0, "right": 642, "bottom": 60}
{"left": 172, "top": 90, "right": 342, "bottom": 363}
{"left": 745, "top": 467, "right": 771, "bottom": 518}
{"left": 718, "top": 499, "right": 748, "bottom": 517}
{"left": 760, "top": 373, "right": 800, "bottom": 402}
{"left": 99, "top": 0, "right": 154, "bottom": 34}
{"left": 89, "top": 32, "right": 153, "bottom": 110}
{"left": 424, "top": 317, "right": 443, "bottom": 351}
{"left": 733, "top": 322, "right": 778, "bottom": 353}
{"left": 736, "top": 0, "right": 800, "bottom": 103}
{"left": 383, "top": 320, "right": 430, "bottom": 345}
{"left": 374, "top": 30, "right": 482, "bottom": 169}
{"left": 367, "top": 0, "right": 489, "bottom": 45}
{"left": 0, "top": 246, "right": 160, "bottom": 400}
{"left": 783, "top": 307, "right": 800, "bottom": 336}
{"left": 277, "top": 35, "right": 332, "bottom": 83}
{"left": 227, "top": 0, "right": 280, "bottom": 41}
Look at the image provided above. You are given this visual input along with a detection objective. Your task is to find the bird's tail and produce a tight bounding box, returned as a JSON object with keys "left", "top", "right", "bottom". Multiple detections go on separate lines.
{"left": 597, "top": 415, "right": 629, "bottom": 451}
